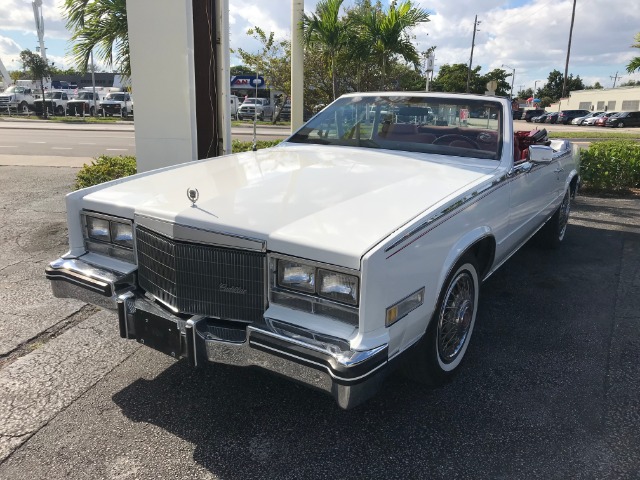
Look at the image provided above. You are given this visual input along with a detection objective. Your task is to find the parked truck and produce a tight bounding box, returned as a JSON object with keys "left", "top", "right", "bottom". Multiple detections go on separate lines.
{"left": 67, "top": 90, "right": 103, "bottom": 116}
{"left": 0, "top": 85, "right": 35, "bottom": 113}
{"left": 99, "top": 92, "right": 133, "bottom": 117}
{"left": 33, "top": 90, "right": 71, "bottom": 116}
{"left": 237, "top": 97, "right": 274, "bottom": 121}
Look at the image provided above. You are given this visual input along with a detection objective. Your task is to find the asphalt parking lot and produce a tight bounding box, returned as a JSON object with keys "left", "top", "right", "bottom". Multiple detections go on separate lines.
{"left": 0, "top": 165, "right": 639, "bottom": 479}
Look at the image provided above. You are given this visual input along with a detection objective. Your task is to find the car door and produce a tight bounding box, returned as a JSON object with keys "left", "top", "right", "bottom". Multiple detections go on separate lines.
{"left": 506, "top": 146, "right": 561, "bottom": 249}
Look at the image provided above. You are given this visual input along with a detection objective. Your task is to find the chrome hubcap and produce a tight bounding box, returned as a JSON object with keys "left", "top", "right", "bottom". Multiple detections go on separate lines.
{"left": 438, "top": 272, "right": 475, "bottom": 363}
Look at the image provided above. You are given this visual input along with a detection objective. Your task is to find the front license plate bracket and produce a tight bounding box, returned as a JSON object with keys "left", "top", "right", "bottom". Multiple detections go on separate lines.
{"left": 134, "top": 310, "right": 182, "bottom": 359}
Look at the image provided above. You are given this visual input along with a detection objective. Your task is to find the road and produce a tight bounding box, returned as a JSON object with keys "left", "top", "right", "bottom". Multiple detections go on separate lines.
{"left": 0, "top": 120, "right": 291, "bottom": 159}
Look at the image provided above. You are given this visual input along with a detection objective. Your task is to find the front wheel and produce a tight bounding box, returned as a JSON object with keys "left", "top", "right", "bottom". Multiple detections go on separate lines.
{"left": 19, "top": 101, "right": 29, "bottom": 114}
{"left": 402, "top": 256, "right": 480, "bottom": 385}
{"left": 121, "top": 108, "right": 127, "bottom": 117}
{"left": 617, "top": 122, "right": 624, "bottom": 128}
{"left": 55, "top": 105, "right": 64, "bottom": 116}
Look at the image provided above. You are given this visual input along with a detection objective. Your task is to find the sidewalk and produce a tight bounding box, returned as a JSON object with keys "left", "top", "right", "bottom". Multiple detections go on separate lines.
{"left": 0, "top": 154, "right": 94, "bottom": 168}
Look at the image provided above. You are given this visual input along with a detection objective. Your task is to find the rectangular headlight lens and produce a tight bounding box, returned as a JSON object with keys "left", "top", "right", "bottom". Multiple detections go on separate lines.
{"left": 110, "top": 222, "right": 134, "bottom": 248}
{"left": 277, "top": 260, "right": 316, "bottom": 293}
{"left": 86, "top": 216, "right": 110, "bottom": 243}
{"left": 317, "top": 269, "right": 359, "bottom": 305}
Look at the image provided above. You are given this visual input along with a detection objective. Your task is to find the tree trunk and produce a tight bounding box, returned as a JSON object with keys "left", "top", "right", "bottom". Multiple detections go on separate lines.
{"left": 331, "top": 55, "right": 337, "bottom": 100}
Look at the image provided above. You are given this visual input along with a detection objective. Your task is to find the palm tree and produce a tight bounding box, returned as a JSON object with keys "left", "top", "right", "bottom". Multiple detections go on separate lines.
{"left": 357, "top": 0, "right": 429, "bottom": 89}
{"left": 64, "top": 0, "right": 130, "bottom": 77}
{"left": 302, "top": 0, "right": 349, "bottom": 100}
{"left": 627, "top": 32, "right": 640, "bottom": 73}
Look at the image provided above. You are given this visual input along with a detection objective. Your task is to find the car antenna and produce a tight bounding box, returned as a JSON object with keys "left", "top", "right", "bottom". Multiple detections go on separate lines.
{"left": 252, "top": 71, "right": 258, "bottom": 152}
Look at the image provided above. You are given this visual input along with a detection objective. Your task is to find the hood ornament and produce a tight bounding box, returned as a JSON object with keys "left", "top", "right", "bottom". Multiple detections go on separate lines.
{"left": 187, "top": 188, "right": 199, "bottom": 207}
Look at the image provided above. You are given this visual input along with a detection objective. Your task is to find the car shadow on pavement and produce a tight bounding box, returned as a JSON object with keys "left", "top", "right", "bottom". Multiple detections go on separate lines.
{"left": 111, "top": 215, "right": 640, "bottom": 479}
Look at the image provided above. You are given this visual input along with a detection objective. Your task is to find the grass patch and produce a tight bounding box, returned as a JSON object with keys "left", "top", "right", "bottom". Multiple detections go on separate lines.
{"left": 549, "top": 131, "right": 640, "bottom": 140}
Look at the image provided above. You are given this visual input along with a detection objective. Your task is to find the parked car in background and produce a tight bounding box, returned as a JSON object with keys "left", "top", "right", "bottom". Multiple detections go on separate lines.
{"left": 594, "top": 112, "right": 618, "bottom": 126}
{"left": 45, "top": 92, "right": 579, "bottom": 409}
{"left": 605, "top": 111, "right": 640, "bottom": 128}
{"left": 557, "top": 109, "right": 590, "bottom": 125}
{"left": 99, "top": 92, "right": 133, "bottom": 117}
{"left": 571, "top": 112, "right": 603, "bottom": 125}
{"left": 533, "top": 113, "right": 551, "bottom": 123}
{"left": 66, "top": 90, "right": 103, "bottom": 116}
{"left": 583, "top": 112, "right": 613, "bottom": 126}
{"left": 33, "top": 90, "right": 70, "bottom": 116}
{"left": 522, "top": 109, "right": 546, "bottom": 122}
{"left": 545, "top": 112, "right": 559, "bottom": 124}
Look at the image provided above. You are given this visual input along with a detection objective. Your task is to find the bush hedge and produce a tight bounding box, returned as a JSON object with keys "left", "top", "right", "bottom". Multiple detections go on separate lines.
{"left": 75, "top": 155, "right": 137, "bottom": 190}
{"left": 579, "top": 140, "right": 640, "bottom": 192}
{"left": 231, "top": 139, "right": 281, "bottom": 152}
{"left": 74, "top": 140, "right": 282, "bottom": 189}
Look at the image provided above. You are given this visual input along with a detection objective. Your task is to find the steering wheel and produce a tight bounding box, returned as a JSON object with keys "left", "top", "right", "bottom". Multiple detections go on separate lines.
{"left": 433, "top": 134, "right": 479, "bottom": 149}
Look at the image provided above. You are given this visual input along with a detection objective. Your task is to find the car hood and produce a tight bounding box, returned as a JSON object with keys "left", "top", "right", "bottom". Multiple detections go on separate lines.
{"left": 81, "top": 145, "right": 494, "bottom": 268}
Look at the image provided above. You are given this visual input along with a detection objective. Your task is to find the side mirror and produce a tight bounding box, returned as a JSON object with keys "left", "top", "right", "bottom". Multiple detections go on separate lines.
{"left": 527, "top": 145, "right": 553, "bottom": 165}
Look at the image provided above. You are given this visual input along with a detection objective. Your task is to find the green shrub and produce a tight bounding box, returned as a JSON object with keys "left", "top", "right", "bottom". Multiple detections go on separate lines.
{"left": 579, "top": 140, "right": 640, "bottom": 192}
{"left": 232, "top": 139, "right": 281, "bottom": 152}
{"left": 75, "top": 155, "right": 137, "bottom": 190}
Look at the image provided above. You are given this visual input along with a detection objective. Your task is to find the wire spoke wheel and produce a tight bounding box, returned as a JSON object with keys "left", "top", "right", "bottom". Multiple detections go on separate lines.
{"left": 437, "top": 270, "right": 475, "bottom": 365}
{"left": 557, "top": 190, "right": 571, "bottom": 241}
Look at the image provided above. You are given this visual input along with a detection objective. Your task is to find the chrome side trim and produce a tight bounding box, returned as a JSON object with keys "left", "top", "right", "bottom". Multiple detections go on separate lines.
{"left": 385, "top": 174, "right": 510, "bottom": 255}
{"left": 134, "top": 214, "right": 266, "bottom": 252}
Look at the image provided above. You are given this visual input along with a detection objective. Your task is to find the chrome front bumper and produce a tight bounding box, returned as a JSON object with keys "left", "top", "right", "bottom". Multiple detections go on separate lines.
{"left": 46, "top": 257, "right": 389, "bottom": 409}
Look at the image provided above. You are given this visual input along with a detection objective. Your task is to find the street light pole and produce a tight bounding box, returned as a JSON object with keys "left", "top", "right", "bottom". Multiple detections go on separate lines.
{"left": 562, "top": 0, "right": 577, "bottom": 98}
{"left": 466, "top": 15, "right": 480, "bottom": 93}
{"left": 502, "top": 64, "right": 515, "bottom": 99}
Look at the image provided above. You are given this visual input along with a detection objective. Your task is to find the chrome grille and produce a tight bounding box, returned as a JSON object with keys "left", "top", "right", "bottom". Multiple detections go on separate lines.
{"left": 136, "top": 226, "right": 265, "bottom": 322}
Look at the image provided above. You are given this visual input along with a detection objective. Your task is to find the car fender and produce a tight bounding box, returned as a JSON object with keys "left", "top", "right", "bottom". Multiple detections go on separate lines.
{"left": 436, "top": 227, "right": 494, "bottom": 300}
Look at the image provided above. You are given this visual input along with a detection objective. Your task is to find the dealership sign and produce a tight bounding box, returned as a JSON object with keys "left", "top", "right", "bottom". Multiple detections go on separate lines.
{"left": 231, "top": 75, "right": 265, "bottom": 88}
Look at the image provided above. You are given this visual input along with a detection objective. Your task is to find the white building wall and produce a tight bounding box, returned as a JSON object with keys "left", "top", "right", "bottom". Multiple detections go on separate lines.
{"left": 126, "top": 0, "right": 198, "bottom": 172}
{"left": 560, "top": 86, "right": 640, "bottom": 112}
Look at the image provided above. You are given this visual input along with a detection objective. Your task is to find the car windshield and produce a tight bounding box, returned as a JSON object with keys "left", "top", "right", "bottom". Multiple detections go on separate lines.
{"left": 243, "top": 99, "right": 258, "bottom": 104}
{"left": 106, "top": 93, "right": 125, "bottom": 101}
{"left": 4, "top": 86, "right": 23, "bottom": 94}
{"left": 288, "top": 95, "right": 503, "bottom": 160}
{"left": 44, "top": 92, "right": 61, "bottom": 99}
{"left": 76, "top": 92, "right": 93, "bottom": 100}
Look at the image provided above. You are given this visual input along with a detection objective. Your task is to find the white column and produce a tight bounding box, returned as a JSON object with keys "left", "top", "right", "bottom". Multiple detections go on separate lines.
{"left": 217, "top": 0, "right": 232, "bottom": 155}
{"left": 126, "top": 0, "right": 198, "bottom": 172}
{"left": 291, "top": 0, "right": 304, "bottom": 131}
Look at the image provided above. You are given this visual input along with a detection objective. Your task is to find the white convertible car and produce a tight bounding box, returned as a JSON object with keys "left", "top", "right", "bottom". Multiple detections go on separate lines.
{"left": 46, "top": 93, "right": 579, "bottom": 409}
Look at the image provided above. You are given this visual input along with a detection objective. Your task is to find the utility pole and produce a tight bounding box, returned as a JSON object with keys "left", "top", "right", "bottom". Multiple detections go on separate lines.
{"left": 291, "top": 0, "right": 304, "bottom": 131}
{"left": 561, "top": 0, "right": 577, "bottom": 98}
{"left": 502, "top": 64, "right": 515, "bottom": 99}
{"left": 466, "top": 15, "right": 480, "bottom": 94}
{"left": 610, "top": 72, "right": 620, "bottom": 88}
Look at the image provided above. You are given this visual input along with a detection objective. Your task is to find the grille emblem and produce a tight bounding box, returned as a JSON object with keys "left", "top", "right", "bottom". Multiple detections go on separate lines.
{"left": 219, "top": 283, "right": 247, "bottom": 295}
{"left": 187, "top": 188, "right": 199, "bottom": 207}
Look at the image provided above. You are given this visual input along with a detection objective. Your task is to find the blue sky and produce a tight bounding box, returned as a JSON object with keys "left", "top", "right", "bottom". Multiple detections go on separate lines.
{"left": 1, "top": 0, "right": 639, "bottom": 92}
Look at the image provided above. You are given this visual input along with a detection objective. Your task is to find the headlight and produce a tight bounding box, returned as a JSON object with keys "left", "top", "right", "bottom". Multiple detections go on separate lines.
{"left": 82, "top": 212, "right": 135, "bottom": 263}
{"left": 110, "top": 221, "right": 134, "bottom": 248}
{"left": 277, "top": 260, "right": 316, "bottom": 293}
{"left": 318, "top": 269, "right": 358, "bottom": 305}
{"left": 276, "top": 259, "right": 359, "bottom": 306}
{"left": 86, "top": 216, "right": 110, "bottom": 242}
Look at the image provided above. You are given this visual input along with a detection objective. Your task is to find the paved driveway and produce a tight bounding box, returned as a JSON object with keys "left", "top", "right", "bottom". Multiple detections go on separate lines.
{"left": 0, "top": 166, "right": 638, "bottom": 479}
